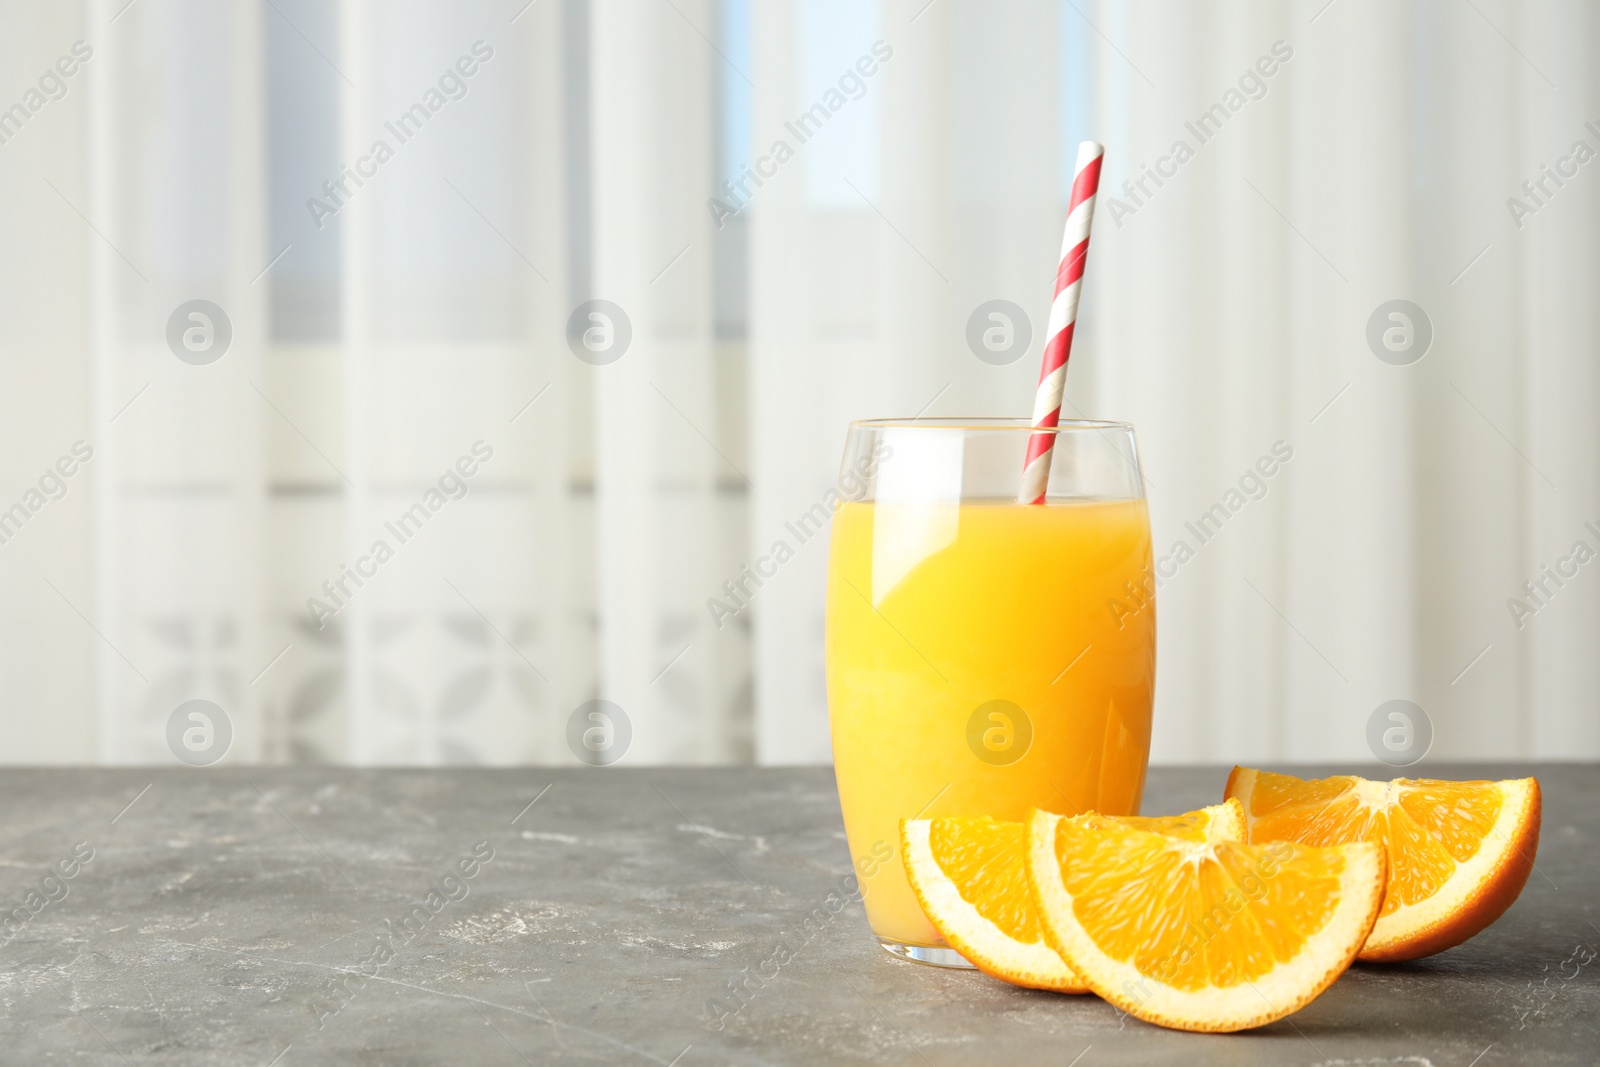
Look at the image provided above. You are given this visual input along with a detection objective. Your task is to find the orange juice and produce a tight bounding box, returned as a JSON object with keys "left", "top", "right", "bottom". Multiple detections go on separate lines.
{"left": 826, "top": 499, "right": 1155, "bottom": 947}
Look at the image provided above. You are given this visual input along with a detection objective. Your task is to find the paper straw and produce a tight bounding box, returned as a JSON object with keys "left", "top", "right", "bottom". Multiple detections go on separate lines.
{"left": 1018, "top": 141, "right": 1105, "bottom": 504}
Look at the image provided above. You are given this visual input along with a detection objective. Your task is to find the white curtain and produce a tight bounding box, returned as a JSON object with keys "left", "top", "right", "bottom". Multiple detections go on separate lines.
{"left": 1080, "top": 0, "right": 1599, "bottom": 764}
{"left": 1, "top": 0, "right": 1595, "bottom": 766}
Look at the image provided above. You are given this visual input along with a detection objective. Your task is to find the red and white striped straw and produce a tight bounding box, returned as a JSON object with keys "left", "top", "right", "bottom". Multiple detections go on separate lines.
{"left": 1018, "top": 141, "right": 1105, "bottom": 504}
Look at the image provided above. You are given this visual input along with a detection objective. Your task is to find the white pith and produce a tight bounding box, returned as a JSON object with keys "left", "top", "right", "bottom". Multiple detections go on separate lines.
{"left": 1351, "top": 777, "right": 1400, "bottom": 808}
{"left": 1026, "top": 808, "right": 1385, "bottom": 1031}
{"left": 901, "top": 820, "right": 1084, "bottom": 990}
{"left": 1278, "top": 774, "right": 1535, "bottom": 954}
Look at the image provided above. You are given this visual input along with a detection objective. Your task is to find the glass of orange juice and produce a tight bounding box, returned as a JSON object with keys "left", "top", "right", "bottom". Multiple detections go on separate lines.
{"left": 825, "top": 417, "right": 1155, "bottom": 966}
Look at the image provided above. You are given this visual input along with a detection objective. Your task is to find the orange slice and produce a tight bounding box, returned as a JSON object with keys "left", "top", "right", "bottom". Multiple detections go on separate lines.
{"left": 900, "top": 800, "right": 1245, "bottom": 994}
{"left": 1225, "top": 766, "right": 1541, "bottom": 961}
{"left": 1027, "top": 806, "right": 1384, "bottom": 1032}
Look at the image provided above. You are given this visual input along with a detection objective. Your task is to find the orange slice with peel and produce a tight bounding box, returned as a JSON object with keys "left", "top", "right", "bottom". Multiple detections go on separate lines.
{"left": 1027, "top": 805, "right": 1385, "bottom": 1032}
{"left": 1225, "top": 766, "right": 1541, "bottom": 961}
{"left": 900, "top": 800, "right": 1245, "bottom": 994}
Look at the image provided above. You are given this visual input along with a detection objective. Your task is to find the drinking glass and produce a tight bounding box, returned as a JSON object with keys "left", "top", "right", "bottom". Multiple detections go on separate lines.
{"left": 825, "top": 418, "right": 1155, "bottom": 965}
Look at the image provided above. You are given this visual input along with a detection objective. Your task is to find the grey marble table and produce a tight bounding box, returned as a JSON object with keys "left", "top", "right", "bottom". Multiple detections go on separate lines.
{"left": 0, "top": 763, "right": 1593, "bottom": 1065}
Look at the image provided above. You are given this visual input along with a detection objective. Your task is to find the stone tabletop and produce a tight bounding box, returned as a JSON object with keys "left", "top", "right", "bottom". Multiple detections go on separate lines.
{"left": 0, "top": 763, "right": 1593, "bottom": 1065}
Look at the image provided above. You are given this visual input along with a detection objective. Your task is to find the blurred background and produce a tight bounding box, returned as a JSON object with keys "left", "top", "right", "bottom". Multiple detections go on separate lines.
{"left": 1, "top": 0, "right": 1596, "bottom": 766}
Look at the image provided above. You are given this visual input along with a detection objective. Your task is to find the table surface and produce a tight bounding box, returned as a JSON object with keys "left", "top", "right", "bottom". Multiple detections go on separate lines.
{"left": 0, "top": 763, "right": 1593, "bottom": 1065}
